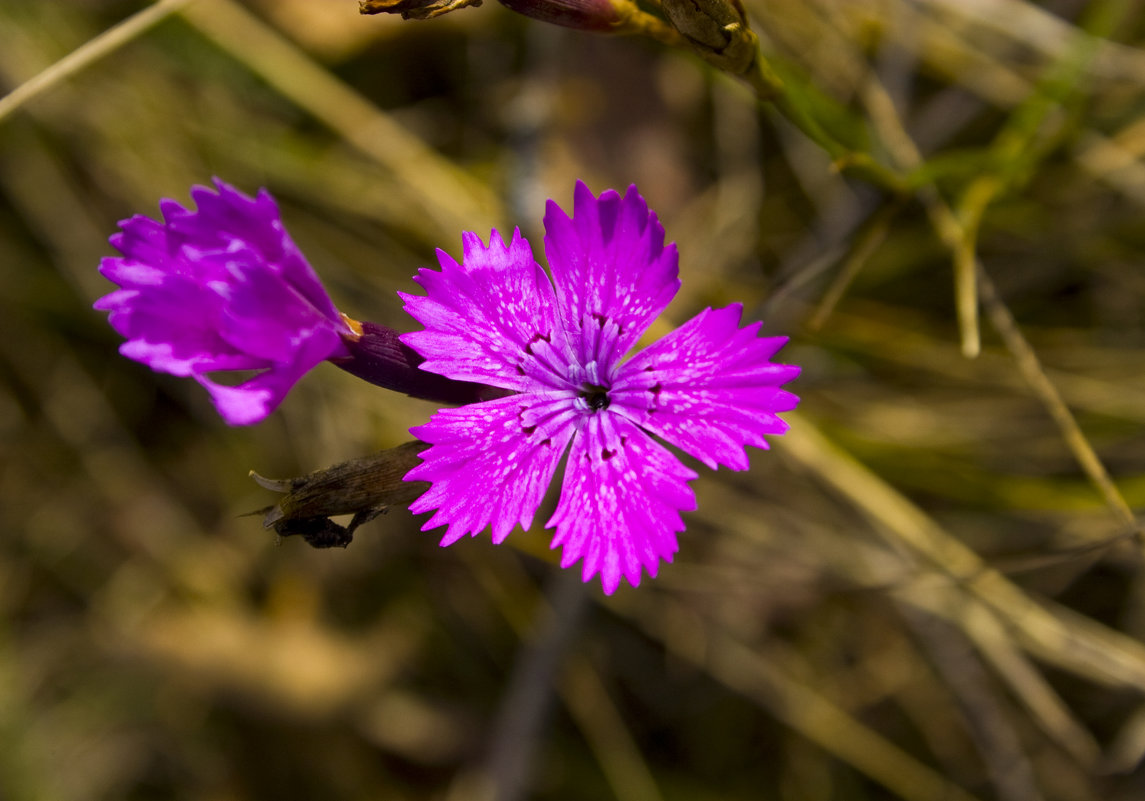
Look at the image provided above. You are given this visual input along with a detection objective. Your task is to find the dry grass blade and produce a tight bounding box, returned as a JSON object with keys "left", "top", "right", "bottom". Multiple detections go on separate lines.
{"left": 959, "top": 248, "right": 1137, "bottom": 545}
{"left": 782, "top": 415, "right": 1145, "bottom": 692}
{"left": 621, "top": 595, "right": 986, "bottom": 801}
{"left": 560, "top": 656, "right": 665, "bottom": 801}
{"left": 918, "top": 0, "right": 1145, "bottom": 83}
{"left": 977, "top": 270, "right": 1142, "bottom": 538}
{"left": 1075, "top": 126, "right": 1145, "bottom": 206}
{"left": 858, "top": 57, "right": 1143, "bottom": 550}
{"left": 180, "top": 0, "right": 502, "bottom": 235}
{"left": 899, "top": 609, "right": 1045, "bottom": 801}
{"left": 894, "top": 579, "right": 1101, "bottom": 767}
{"left": 860, "top": 74, "right": 981, "bottom": 357}
{"left": 5, "top": 0, "right": 1145, "bottom": 798}
{"left": 808, "top": 200, "right": 901, "bottom": 330}
{"left": 0, "top": 0, "right": 192, "bottom": 125}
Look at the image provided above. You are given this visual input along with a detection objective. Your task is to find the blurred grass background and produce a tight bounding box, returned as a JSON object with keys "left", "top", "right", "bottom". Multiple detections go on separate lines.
{"left": 4, "top": 0, "right": 1145, "bottom": 799}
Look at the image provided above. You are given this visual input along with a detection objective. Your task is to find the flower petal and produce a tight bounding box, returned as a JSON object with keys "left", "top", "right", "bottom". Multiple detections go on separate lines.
{"left": 94, "top": 269, "right": 239, "bottom": 376}
{"left": 217, "top": 249, "right": 351, "bottom": 363}
{"left": 407, "top": 394, "right": 578, "bottom": 545}
{"left": 612, "top": 304, "right": 799, "bottom": 471}
{"left": 105, "top": 214, "right": 219, "bottom": 281}
{"left": 543, "top": 181, "right": 680, "bottom": 362}
{"left": 194, "top": 323, "right": 346, "bottom": 425}
{"left": 547, "top": 414, "right": 697, "bottom": 595}
{"left": 179, "top": 180, "right": 343, "bottom": 324}
{"left": 400, "top": 228, "right": 570, "bottom": 391}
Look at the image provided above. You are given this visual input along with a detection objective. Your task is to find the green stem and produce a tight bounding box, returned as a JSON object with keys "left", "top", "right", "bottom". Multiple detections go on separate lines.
{"left": 743, "top": 53, "right": 908, "bottom": 195}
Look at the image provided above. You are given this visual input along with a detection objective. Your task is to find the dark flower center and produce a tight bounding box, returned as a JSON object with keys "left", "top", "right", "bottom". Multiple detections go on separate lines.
{"left": 580, "top": 382, "right": 610, "bottom": 412}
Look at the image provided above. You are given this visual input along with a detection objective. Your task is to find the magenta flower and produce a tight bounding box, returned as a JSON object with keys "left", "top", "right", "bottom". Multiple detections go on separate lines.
{"left": 400, "top": 182, "right": 800, "bottom": 594}
{"left": 96, "top": 180, "right": 491, "bottom": 424}
{"left": 95, "top": 180, "right": 354, "bottom": 424}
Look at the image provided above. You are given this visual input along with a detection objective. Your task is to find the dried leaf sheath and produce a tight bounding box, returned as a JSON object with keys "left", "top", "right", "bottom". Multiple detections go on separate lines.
{"left": 253, "top": 441, "right": 429, "bottom": 548}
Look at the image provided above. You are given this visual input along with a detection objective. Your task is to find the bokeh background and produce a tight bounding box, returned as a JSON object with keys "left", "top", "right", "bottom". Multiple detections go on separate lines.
{"left": 4, "top": 1, "right": 1145, "bottom": 799}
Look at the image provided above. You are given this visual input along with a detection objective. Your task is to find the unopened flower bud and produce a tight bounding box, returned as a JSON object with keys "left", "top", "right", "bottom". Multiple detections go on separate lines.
{"left": 658, "top": 0, "right": 759, "bottom": 74}
{"left": 495, "top": 0, "right": 623, "bottom": 32}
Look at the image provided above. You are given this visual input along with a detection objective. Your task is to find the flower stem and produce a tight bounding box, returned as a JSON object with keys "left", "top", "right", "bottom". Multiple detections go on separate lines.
{"left": 743, "top": 55, "right": 909, "bottom": 194}
{"left": 333, "top": 321, "right": 507, "bottom": 406}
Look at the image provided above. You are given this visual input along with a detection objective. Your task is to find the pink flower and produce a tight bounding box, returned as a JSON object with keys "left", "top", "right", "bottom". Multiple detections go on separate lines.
{"left": 96, "top": 180, "right": 490, "bottom": 424}
{"left": 400, "top": 182, "right": 800, "bottom": 593}
{"left": 95, "top": 180, "right": 353, "bottom": 424}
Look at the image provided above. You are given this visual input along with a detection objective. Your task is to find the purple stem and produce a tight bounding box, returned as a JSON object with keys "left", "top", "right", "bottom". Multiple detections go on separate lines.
{"left": 332, "top": 321, "right": 507, "bottom": 406}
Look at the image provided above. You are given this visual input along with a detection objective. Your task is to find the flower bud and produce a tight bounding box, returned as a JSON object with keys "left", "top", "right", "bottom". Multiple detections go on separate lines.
{"left": 495, "top": 0, "right": 623, "bottom": 32}
{"left": 658, "top": 0, "right": 759, "bottom": 74}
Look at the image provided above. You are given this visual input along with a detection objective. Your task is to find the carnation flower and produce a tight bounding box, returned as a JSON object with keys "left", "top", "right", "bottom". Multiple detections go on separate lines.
{"left": 95, "top": 180, "right": 353, "bottom": 424}
{"left": 400, "top": 181, "right": 800, "bottom": 593}
{"left": 96, "top": 180, "right": 488, "bottom": 424}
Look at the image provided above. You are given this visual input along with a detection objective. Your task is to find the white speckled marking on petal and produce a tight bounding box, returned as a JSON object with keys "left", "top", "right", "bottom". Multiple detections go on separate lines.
{"left": 546, "top": 413, "right": 697, "bottom": 594}
{"left": 408, "top": 394, "right": 579, "bottom": 546}
{"left": 543, "top": 182, "right": 680, "bottom": 362}
{"left": 400, "top": 228, "right": 576, "bottom": 392}
{"left": 611, "top": 304, "right": 800, "bottom": 470}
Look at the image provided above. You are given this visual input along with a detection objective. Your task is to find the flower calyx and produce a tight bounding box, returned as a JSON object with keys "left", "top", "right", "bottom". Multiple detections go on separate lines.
{"left": 659, "top": 0, "right": 760, "bottom": 75}
{"left": 252, "top": 441, "right": 429, "bottom": 548}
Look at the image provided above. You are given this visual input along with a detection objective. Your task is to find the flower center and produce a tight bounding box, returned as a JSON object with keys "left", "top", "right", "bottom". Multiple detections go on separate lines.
{"left": 579, "top": 382, "right": 610, "bottom": 412}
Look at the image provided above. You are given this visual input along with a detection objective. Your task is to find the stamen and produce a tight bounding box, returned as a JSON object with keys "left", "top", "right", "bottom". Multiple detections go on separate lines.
{"left": 580, "top": 382, "right": 610, "bottom": 412}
